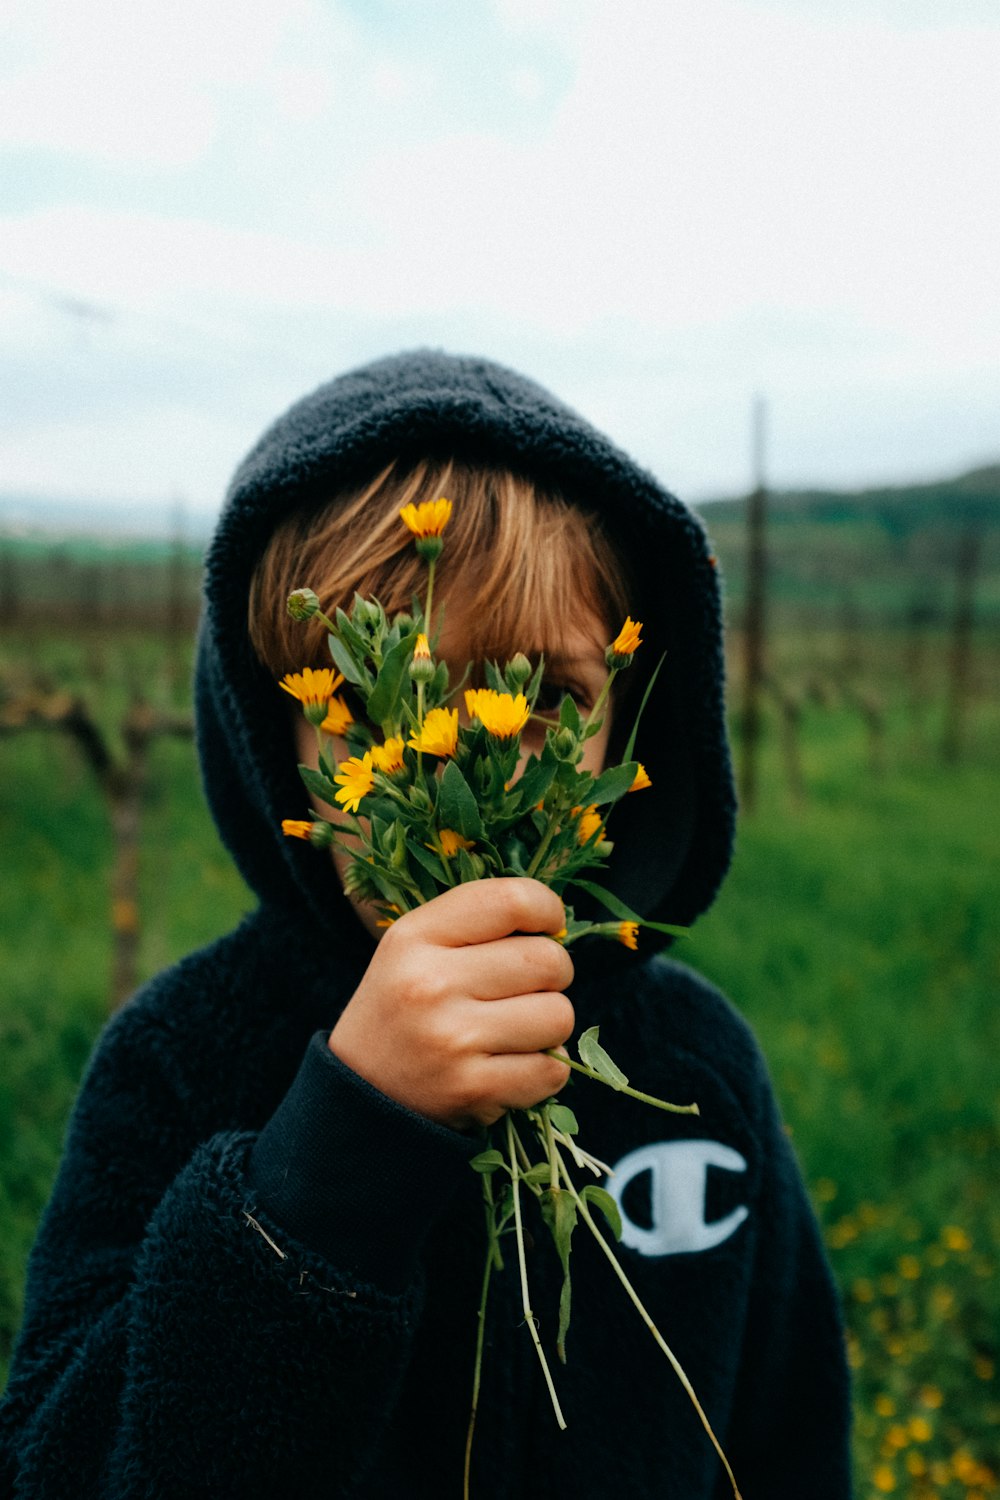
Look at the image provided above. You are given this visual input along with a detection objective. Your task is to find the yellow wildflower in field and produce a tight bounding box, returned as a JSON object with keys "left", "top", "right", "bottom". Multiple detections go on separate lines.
{"left": 943, "top": 1225, "right": 971, "bottom": 1251}
{"left": 333, "top": 752, "right": 376, "bottom": 813}
{"left": 370, "top": 737, "right": 406, "bottom": 774}
{"left": 407, "top": 707, "right": 459, "bottom": 758}
{"left": 875, "top": 1395, "right": 896, "bottom": 1418}
{"left": 399, "top": 497, "right": 452, "bottom": 539}
{"left": 320, "top": 695, "right": 354, "bottom": 737}
{"left": 629, "top": 763, "right": 652, "bottom": 792}
{"left": 873, "top": 1462, "right": 896, "bottom": 1492}
{"left": 617, "top": 921, "right": 639, "bottom": 950}
{"left": 464, "top": 688, "right": 530, "bottom": 739}
{"left": 908, "top": 1417, "right": 932, "bottom": 1442}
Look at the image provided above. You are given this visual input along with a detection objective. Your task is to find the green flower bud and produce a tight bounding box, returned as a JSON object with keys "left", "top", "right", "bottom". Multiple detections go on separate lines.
{"left": 553, "top": 726, "right": 578, "bottom": 760}
{"left": 287, "top": 587, "right": 320, "bottom": 621}
{"left": 408, "top": 784, "right": 433, "bottom": 813}
{"left": 415, "top": 535, "right": 444, "bottom": 562}
{"left": 308, "top": 820, "right": 335, "bottom": 849}
{"left": 506, "top": 652, "right": 532, "bottom": 688}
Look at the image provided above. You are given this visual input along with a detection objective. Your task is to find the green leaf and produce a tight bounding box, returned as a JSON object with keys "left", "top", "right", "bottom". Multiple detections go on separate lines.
{"left": 437, "top": 759, "right": 484, "bottom": 840}
{"left": 469, "top": 1149, "right": 506, "bottom": 1175}
{"left": 578, "top": 1026, "right": 629, "bottom": 1089}
{"left": 456, "top": 847, "right": 480, "bottom": 883}
{"left": 540, "top": 1187, "right": 578, "bottom": 1362}
{"left": 408, "top": 840, "right": 448, "bottom": 884}
{"left": 484, "top": 659, "right": 506, "bottom": 693}
{"left": 328, "top": 631, "right": 371, "bottom": 691}
{"left": 582, "top": 1185, "right": 623, "bottom": 1242}
{"left": 525, "top": 654, "right": 545, "bottom": 705}
{"left": 548, "top": 1104, "right": 579, "bottom": 1136}
{"left": 570, "top": 879, "right": 689, "bottom": 939}
{"left": 513, "top": 757, "right": 557, "bottom": 810}
{"left": 623, "top": 650, "right": 666, "bottom": 763}
{"left": 366, "top": 632, "right": 417, "bottom": 726}
{"left": 588, "top": 760, "right": 639, "bottom": 806}
{"left": 558, "top": 692, "right": 581, "bottom": 734}
{"left": 521, "top": 1163, "right": 552, "bottom": 1187}
{"left": 297, "top": 764, "right": 339, "bottom": 807}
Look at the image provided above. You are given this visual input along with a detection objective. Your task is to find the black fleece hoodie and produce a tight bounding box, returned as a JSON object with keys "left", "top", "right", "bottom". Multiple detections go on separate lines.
{"left": 0, "top": 351, "right": 852, "bottom": 1498}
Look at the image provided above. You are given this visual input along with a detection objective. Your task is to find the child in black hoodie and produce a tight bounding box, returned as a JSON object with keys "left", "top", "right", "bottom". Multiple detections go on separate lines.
{"left": 0, "top": 351, "right": 853, "bottom": 1498}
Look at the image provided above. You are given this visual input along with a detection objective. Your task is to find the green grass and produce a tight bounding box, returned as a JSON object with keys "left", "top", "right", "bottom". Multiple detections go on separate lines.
{"left": 1, "top": 628, "right": 997, "bottom": 1498}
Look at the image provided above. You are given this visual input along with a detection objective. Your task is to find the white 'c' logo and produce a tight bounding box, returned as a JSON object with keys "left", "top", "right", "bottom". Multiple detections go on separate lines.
{"left": 608, "top": 1140, "right": 749, "bottom": 1257}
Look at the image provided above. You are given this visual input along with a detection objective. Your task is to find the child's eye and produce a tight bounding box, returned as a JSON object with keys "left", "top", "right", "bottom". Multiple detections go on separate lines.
{"left": 533, "top": 682, "right": 590, "bottom": 719}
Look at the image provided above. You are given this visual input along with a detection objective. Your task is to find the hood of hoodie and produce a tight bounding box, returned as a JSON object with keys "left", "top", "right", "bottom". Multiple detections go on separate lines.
{"left": 196, "top": 349, "right": 736, "bottom": 958}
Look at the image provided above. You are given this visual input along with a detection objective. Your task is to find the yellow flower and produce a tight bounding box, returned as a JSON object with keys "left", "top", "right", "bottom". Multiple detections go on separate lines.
{"left": 464, "top": 688, "right": 530, "bottom": 739}
{"left": 908, "top": 1417, "right": 932, "bottom": 1442}
{"left": 370, "top": 736, "right": 406, "bottom": 774}
{"left": 399, "top": 497, "right": 452, "bottom": 538}
{"left": 875, "top": 1395, "right": 896, "bottom": 1418}
{"left": 611, "top": 617, "right": 643, "bottom": 656}
{"left": 281, "top": 820, "right": 314, "bottom": 840}
{"left": 629, "top": 763, "right": 652, "bottom": 792}
{"left": 574, "top": 804, "right": 604, "bottom": 846}
{"left": 333, "top": 751, "right": 376, "bottom": 813}
{"left": 551, "top": 926, "right": 568, "bottom": 944}
{"left": 407, "top": 706, "right": 459, "bottom": 758}
{"left": 375, "top": 903, "right": 403, "bottom": 929}
{"left": 414, "top": 633, "right": 431, "bottom": 662}
{"left": 618, "top": 921, "right": 639, "bottom": 950}
{"left": 280, "top": 668, "right": 345, "bottom": 727}
{"left": 279, "top": 667, "right": 343, "bottom": 708}
{"left": 942, "top": 1225, "right": 970, "bottom": 1251}
{"left": 436, "top": 828, "right": 475, "bottom": 858}
{"left": 320, "top": 695, "right": 354, "bottom": 737}
{"left": 873, "top": 1464, "right": 896, "bottom": 1492}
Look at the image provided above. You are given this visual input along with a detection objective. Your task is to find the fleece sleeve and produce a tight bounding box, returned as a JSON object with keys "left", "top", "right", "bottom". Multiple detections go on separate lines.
{"left": 714, "top": 1066, "right": 854, "bottom": 1500}
{"left": 0, "top": 1022, "right": 478, "bottom": 1499}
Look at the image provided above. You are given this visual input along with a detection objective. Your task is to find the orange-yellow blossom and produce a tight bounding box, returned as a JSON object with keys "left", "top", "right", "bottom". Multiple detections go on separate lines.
{"left": 279, "top": 667, "right": 344, "bottom": 710}
{"left": 610, "top": 617, "right": 643, "bottom": 656}
{"left": 630, "top": 763, "right": 652, "bottom": 792}
{"left": 464, "top": 688, "right": 530, "bottom": 739}
{"left": 281, "top": 820, "right": 314, "bottom": 841}
{"left": 333, "top": 751, "right": 376, "bottom": 813}
{"left": 618, "top": 921, "right": 639, "bottom": 950}
{"left": 407, "top": 706, "right": 459, "bottom": 758}
{"left": 574, "top": 804, "right": 604, "bottom": 845}
{"left": 320, "top": 695, "right": 354, "bottom": 737}
{"left": 370, "top": 737, "right": 406, "bottom": 774}
{"left": 399, "top": 498, "right": 452, "bottom": 538}
{"left": 436, "top": 828, "right": 475, "bottom": 858}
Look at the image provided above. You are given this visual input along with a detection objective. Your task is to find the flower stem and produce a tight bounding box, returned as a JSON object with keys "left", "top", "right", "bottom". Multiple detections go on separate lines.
{"left": 582, "top": 666, "right": 618, "bottom": 737}
{"left": 544, "top": 1051, "right": 700, "bottom": 1114}
{"left": 506, "top": 1113, "right": 566, "bottom": 1430}
{"left": 464, "top": 1183, "right": 497, "bottom": 1500}
{"left": 525, "top": 805, "right": 563, "bottom": 880}
{"left": 554, "top": 1152, "right": 742, "bottom": 1500}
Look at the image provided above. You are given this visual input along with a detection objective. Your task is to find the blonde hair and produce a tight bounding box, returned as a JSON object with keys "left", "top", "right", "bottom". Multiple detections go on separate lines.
{"left": 248, "top": 457, "right": 631, "bottom": 677}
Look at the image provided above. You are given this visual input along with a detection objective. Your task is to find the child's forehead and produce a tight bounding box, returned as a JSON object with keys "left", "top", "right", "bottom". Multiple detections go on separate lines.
{"left": 436, "top": 597, "right": 609, "bottom": 667}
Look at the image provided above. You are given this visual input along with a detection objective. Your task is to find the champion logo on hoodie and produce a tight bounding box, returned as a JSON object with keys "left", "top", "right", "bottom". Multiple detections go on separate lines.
{"left": 608, "top": 1140, "right": 749, "bottom": 1257}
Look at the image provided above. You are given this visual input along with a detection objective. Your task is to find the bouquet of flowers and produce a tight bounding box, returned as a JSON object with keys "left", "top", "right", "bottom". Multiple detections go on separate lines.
{"left": 278, "top": 498, "right": 740, "bottom": 1500}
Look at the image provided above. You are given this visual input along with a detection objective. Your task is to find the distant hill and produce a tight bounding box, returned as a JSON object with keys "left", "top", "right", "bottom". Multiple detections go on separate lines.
{"left": 693, "top": 466, "right": 1000, "bottom": 625}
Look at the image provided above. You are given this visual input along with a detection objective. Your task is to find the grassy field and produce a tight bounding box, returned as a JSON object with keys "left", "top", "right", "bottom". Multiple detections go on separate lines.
{"left": 1, "top": 624, "right": 998, "bottom": 1499}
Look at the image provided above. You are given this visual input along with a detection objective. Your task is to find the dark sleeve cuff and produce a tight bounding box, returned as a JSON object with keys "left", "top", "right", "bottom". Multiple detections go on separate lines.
{"left": 248, "top": 1032, "right": 480, "bottom": 1292}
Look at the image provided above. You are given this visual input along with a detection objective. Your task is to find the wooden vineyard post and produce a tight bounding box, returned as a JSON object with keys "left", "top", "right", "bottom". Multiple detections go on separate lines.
{"left": 0, "top": 689, "right": 193, "bottom": 1008}
{"left": 739, "top": 397, "right": 768, "bottom": 814}
{"left": 941, "top": 527, "right": 981, "bottom": 766}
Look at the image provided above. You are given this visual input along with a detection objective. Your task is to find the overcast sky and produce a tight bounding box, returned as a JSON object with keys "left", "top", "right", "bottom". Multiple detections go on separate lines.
{"left": 1, "top": 0, "right": 998, "bottom": 522}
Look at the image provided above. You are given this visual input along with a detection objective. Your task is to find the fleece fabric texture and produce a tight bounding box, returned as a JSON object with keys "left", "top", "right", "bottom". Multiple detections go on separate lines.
{"left": 0, "top": 350, "right": 853, "bottom": 1499}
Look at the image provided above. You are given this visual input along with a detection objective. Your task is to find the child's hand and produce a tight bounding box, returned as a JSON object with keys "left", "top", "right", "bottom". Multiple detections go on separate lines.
{"left": 328, "top": 878, "right": 574, "bottom": 1130}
